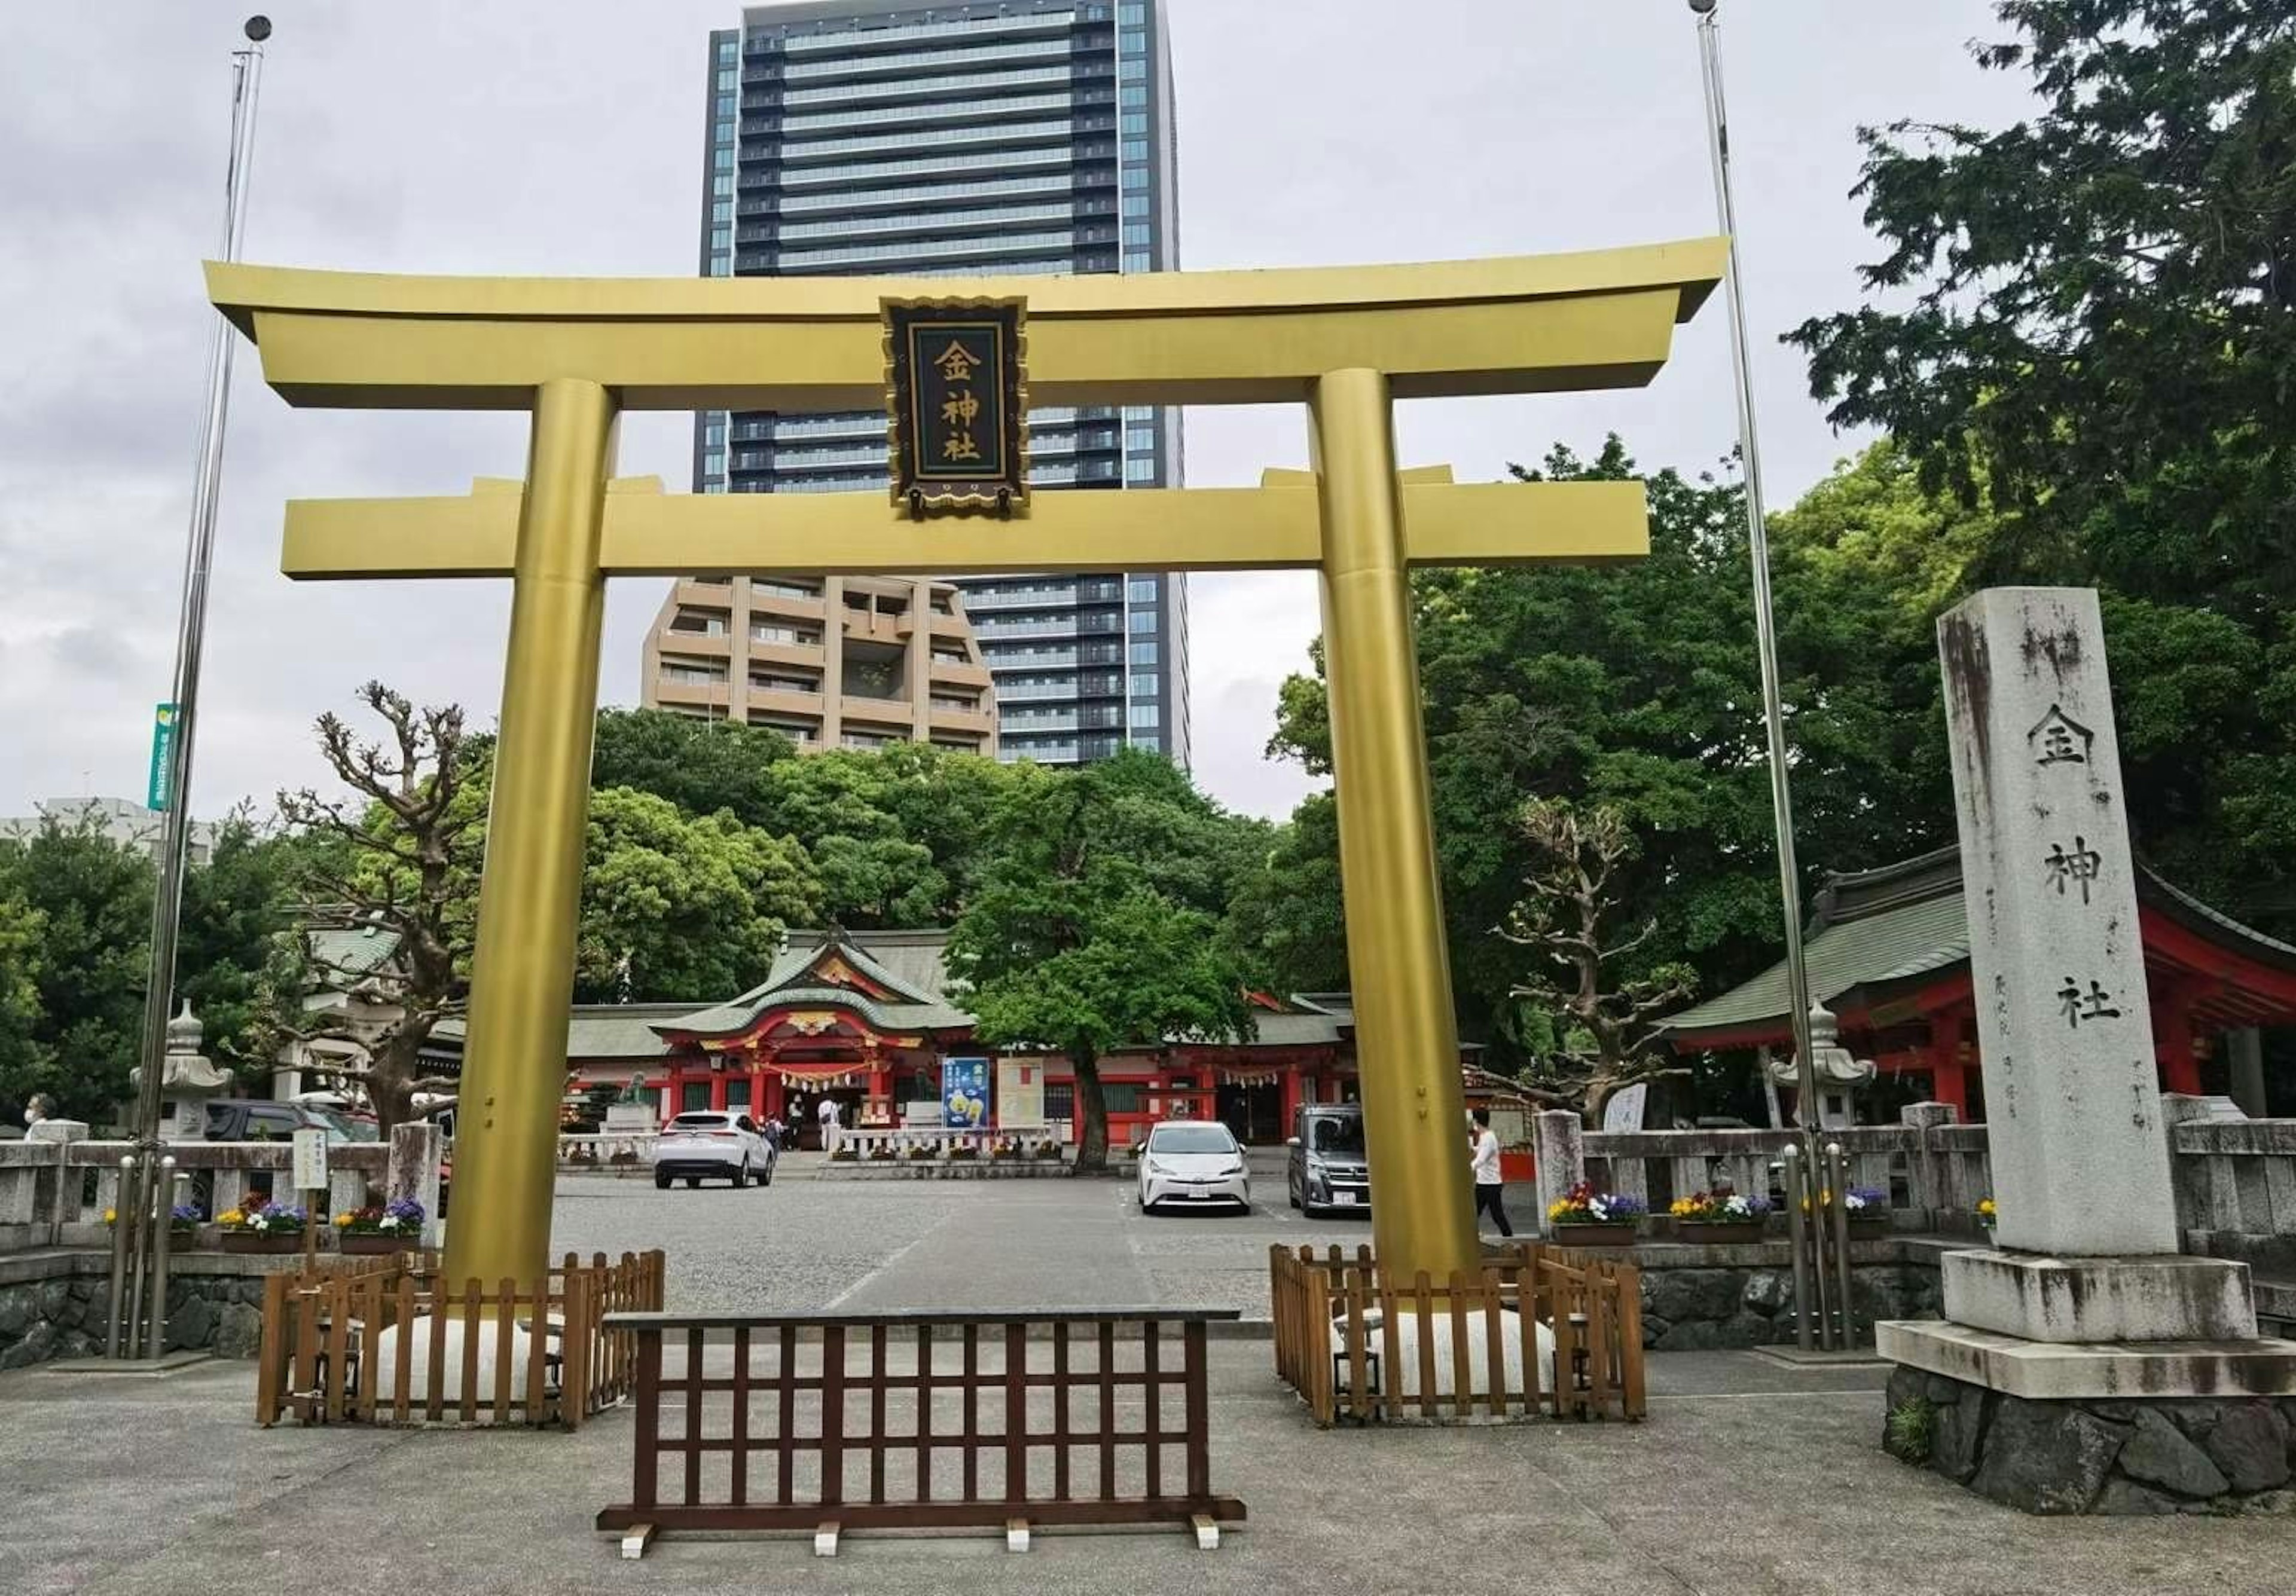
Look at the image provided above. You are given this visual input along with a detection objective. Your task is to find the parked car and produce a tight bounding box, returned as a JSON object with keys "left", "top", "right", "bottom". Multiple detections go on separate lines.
{"left": 651, "top": 1111, "right": 776, "bottom": 1190}
{"left": 1135, "top": 1120, "right": 1250, "bottom": 1214}
{"left": 1286, "top": 1102, "right": 1370, "bottom": 1218}
{"left": 200, "top": 1100, "right": 378, "bottom": 1144}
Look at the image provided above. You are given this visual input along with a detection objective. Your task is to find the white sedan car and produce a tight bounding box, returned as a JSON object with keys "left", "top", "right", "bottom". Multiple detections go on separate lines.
{"left": 651, "top": 1111, "right": 777, "bottom": 1190}
{"left": 1136, "top": 1121, "right": 1250, "bottom": 1214}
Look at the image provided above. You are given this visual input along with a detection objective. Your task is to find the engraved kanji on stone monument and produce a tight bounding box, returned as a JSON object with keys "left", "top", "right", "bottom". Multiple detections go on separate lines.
{"left": 1935, "top": 588, "right": 2178, "bottom": 1255}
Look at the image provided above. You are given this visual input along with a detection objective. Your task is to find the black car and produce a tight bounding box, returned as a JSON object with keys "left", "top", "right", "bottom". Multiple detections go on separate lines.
{"left": 201, "top": 1100, "right": 380, "bottom": 1144}
{"left": 1287, "top": 1103, "right": 1370, "bottom": 1218}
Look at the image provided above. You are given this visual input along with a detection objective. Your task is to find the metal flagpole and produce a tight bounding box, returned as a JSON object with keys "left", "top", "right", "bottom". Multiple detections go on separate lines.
{"left": 117, "top": 16, "right": 272, "bottom": 1358}
{"left": 1689, "top": 0, "right": 1845, "bottom": 1344}
{"left": 1686, "top": 0, "right": 1819, "bottom": 1108}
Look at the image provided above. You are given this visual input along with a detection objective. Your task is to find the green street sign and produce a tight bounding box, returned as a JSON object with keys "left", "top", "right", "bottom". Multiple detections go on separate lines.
{"left": 883, "top": 295, "right": 1030, "bottom": 518}
{"left": 147, "top": 702, "right": 178, "bottom": 812}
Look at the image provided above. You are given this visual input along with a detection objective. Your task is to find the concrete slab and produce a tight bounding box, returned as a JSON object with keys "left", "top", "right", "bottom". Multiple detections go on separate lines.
{"left": 1880, "top": 1318, "right": 2296, "bottom": 1399}
{"left": 1942, "top": 1249, "right": 2258, "bottom": 1341}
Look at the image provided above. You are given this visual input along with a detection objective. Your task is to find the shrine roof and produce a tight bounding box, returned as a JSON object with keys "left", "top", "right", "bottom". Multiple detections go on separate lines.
{"left": 1657, "top": 844, "right": 2296, "bottom": 1045}
{"left": 435, "top": 1002, "right": 701, "bottom": 1062}
{"left": 658, "top": 928, "right": 968, "bottom": 1039}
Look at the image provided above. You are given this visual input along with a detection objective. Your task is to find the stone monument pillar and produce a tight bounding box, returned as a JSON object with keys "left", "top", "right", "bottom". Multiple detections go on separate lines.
{"left": 1877, "top": 589, "right": 2296, "bottom": 1515}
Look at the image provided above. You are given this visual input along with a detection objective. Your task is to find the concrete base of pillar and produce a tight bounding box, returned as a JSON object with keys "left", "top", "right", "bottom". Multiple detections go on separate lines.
{"left": 1879, "top": 1319, "right": 2296, "bottom": 1401}
{"left": 1941, "top": 1249, "right": 2259, "bottom": 1343}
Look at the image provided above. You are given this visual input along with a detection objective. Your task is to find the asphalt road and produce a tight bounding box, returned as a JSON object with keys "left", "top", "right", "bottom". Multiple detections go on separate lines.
{"left": 548, "top": 1150, "right": 1389, "bottom": 1319}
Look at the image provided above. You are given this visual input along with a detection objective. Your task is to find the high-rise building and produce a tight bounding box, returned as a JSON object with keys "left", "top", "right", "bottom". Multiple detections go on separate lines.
{"left": 638, "top": 574, "right": 999, "bottom": 754}
{"left": 689, "top": 0, "right": 1189, "bottom": 768}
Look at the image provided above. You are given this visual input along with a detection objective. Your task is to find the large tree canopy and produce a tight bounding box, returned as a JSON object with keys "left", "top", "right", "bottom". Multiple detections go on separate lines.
{"left": 947, "top": 750, "right": 1258, "bottom": 1171}
{"left": 1788, "top": 0, "right": 2296, "bottom": 925}
{"left": 1262, "top": 438, "right": 1963, "bottom": 1062}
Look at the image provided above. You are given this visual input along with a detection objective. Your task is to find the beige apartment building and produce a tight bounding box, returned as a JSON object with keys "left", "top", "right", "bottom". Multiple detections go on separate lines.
{"left": 639, "top": 574, "right": 997, "bottom": 756}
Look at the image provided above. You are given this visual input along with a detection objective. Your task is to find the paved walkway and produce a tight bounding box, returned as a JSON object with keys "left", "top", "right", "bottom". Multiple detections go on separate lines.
{"left": 7, "top": 1346, "right": 2293, "bottom": 1595}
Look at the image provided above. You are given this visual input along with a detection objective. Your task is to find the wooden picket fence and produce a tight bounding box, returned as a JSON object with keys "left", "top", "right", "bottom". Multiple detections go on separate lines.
{"left": 1270, "top": 1242, "right": 1645, "bottom": 1426}
{"left": 255, "top": 1249, "right": 665, "bottom": 1429}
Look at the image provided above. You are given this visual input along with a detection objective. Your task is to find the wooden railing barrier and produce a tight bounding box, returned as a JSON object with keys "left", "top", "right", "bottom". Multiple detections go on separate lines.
{"left": 254, "top": 1249, "right": 664, "bottom": 1429}
{"left": 1269, "top": 1242, "right": 1645, "bottom": 1427}
{"left": 595, "top": 1308, "right": 1246, "bottom": 1555}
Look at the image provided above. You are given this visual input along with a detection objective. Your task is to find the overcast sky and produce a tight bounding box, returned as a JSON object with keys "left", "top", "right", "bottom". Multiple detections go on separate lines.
{"left": 0, "top": 0, "right": 2036, "bottom": 826}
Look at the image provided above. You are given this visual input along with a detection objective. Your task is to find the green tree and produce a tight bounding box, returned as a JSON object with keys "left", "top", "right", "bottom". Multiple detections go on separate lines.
{"left": 947, "top": 752, "right": 1256, "bottom": 1171}
{"left": 587, "top": 708, "right": 796, "bottom": 828}
{"left": 1787, "top": 0, "right": 2296, "bottom": 925}
{"left": 0, "top": 820, "right": 153, "bottom": 1124}
{"left": 177, "top": 811, "right": 303, "bottom": 1082}
{"left": 1267, "top": 438, "right": 1960, "bottom": 1063}
{"left": 575, "top": 787, "right": 818, "bottom": 1001}
{"left": 0, "top": 888, "right": 54, "bottom": 1120}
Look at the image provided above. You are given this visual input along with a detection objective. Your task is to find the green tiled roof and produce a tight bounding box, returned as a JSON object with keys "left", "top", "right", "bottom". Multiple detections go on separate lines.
{"left": 306, "top": 923, "right": 402, "bottom": 983}
{"left": 432, "top": 1003, "right": 699, "bottom": 1061}
{"left": 1660, "top": 842, "right": 2296, "bottom": 1041}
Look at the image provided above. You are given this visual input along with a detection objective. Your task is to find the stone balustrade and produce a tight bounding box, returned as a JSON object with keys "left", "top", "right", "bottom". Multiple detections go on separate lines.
{"left": 1577, "top": 1106, "right": 1990, "bottom": 1230}
{"left": 557, "top": 1130, "right": 661, "bottom": 1168}
{"left": 0, "top": 1139, "right": 387, "bottom": 1250}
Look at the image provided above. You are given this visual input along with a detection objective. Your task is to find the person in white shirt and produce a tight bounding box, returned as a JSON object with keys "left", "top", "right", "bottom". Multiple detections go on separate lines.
{"left": 1468, "top": 1108, "right": 1513, "bottom": 1237}
{"left": 817, "top": 1094, "right": 841, "bottom": 1155}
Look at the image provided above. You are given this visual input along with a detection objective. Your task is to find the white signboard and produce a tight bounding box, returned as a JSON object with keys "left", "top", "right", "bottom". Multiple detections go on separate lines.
{"left": 1601, "top": 1082, "right": 1648, "bottom": 1133}
{"left": 997, "top": 1058, "right": 1046, "bottom": 1129}
{"left": 291, "top": 1127, "right": 329, "bottom": 1193}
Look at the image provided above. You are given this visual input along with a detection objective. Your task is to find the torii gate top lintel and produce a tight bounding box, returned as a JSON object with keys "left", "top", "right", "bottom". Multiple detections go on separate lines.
{"left": 206, "top": 238, "right": 1726, "bottom": 412}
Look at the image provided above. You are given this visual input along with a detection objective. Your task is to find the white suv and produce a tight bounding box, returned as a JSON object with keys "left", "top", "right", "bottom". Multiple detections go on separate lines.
{"left": 652, "top": 1112, "right": 776, "bottom": 1190}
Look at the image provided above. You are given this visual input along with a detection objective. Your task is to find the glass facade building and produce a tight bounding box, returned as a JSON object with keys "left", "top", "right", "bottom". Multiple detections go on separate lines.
{"left": 693, "top": 0, "right": 1189, "bottom": 768}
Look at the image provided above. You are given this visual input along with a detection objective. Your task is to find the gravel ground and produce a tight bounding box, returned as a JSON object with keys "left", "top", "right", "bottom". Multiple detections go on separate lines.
{"left": 548, "top": 1149, "right": 1382, "bottom": 1318}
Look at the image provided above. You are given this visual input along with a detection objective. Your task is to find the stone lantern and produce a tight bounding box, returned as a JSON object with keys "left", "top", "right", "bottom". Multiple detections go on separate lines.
{"left": 129, "top": 1002, "right": 235, "bottom": 1142}
{"left": 1766, "top": 1002, "right": 1876, "bottom": 1129}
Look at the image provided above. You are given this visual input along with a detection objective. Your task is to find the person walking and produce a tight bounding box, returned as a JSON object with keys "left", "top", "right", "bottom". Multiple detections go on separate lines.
{"left": 1468, "top": 1108, "right": 1513, "bottom": 1238}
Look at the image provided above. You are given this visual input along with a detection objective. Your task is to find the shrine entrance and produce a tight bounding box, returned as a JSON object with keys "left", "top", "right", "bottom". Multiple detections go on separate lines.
{"left": 210, "top": 241, "right": 1724, "bottom": 1292}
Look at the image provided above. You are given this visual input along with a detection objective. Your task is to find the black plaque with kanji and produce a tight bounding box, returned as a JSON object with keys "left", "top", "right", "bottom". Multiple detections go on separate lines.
{"left": 884, "top": 296, "right": 1030, "bottom": 516}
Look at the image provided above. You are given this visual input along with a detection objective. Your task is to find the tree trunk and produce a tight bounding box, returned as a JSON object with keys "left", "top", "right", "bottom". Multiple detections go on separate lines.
{"left": 1071, "top": 1050, "right": 1109, "bottom": 1174}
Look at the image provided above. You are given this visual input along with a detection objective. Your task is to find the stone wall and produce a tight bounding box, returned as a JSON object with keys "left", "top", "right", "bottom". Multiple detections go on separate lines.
{"left": 1636, "top": 1255, "right": 1943, "bottom": 1350}
{"left": 0, "top": 1254, "right": 291, "bottom": 1369}
{"left": 1886, "top": 1366, "right": 2296, "bottom": 1516}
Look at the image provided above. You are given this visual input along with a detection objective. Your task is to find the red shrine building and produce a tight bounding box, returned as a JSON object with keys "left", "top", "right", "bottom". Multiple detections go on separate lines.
{"left": 546, "top": 929, "right": 1410, "bottom": 1147}
{"left": 1657, "top": 846, "right": 2296, "bottom": 1120}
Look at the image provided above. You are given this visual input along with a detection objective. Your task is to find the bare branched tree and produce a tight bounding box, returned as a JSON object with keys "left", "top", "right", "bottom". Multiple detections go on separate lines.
{"left": 270, "top": 682, "right": 482, "bottom": 1135}
{"left": 1495, "top": 799, "right": 1694, "bottom": 1126}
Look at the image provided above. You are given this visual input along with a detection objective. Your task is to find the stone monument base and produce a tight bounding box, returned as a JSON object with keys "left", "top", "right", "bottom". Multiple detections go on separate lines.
{"left": 1880, "top": 1319, "right": 2296, "bottom": 1515}
{"left": 1942, "top": 1249, "right": 2258, "bottom": 1342}
{"left": 602, "top": 1104, "right": 657, "bottom": 1133}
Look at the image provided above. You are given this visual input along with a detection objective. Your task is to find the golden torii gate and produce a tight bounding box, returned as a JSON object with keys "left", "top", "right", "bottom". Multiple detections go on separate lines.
{"left": 209, "top": 240, "right": 1724, "bottom": 1293}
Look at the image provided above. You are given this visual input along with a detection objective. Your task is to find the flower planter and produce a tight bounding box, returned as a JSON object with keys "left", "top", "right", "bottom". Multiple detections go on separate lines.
{"left": 221, "top": 1231, "right": 303, "bottom": 1255}
{"left": 1848, "top": 1214, "right": 1889, "bottom": 1239}
{"left": 337, "top": 1233, "right": 407, "bottom": 1256}
{"left": 1548, "top": 1222, "right": 1637, "bottom": 1247}
{"left": 1673, "top": 1221, "right": 1766, "bottom": 1246}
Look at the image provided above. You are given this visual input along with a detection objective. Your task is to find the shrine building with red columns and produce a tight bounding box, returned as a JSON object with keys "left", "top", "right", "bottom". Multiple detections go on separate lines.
{"left": 1656, "top": 846, "right": 2296, "bottom": 1121}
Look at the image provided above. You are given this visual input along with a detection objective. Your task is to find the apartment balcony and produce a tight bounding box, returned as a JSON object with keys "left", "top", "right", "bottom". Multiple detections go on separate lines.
{"left": 673, "top": 577, "right": 735, "bottom": 607}
{"left": 746, "top": 685, "right": 826, "bottom": 720}
{"left": 842, "top": 693, "right": 918, "bottom": 729}
{"left": 747, "top": 638, "right": 826, "bottom": 668}
{"left": 658, "top": 632, "right": 732, "bottom": 660}
{"left": 928, "top": 656, "right": 993, "bottom": 687}
{"left": 842, "top": 612, "right": 904, "bottom": 646}
{"left": 654, "top": 678, "right": 731, "bottom": 711}
{"left": 747, "top": 589, "right": 826, "bottom": 622}
{"left": 925, "top": 705, "right": 999, "bottom": 738}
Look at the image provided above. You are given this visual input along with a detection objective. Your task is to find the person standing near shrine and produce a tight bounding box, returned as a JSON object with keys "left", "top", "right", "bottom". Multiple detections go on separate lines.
{"left": 818, "top": 1094, "right": 841, "bottom": 1155}
{"left": 1468, "top": 1108, "right": 1513, "bottom": 1237}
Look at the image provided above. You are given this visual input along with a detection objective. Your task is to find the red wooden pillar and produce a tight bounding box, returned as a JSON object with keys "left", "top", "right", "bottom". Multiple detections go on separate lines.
{"left": 2153, "top": 982, "right": 2203, "bottom": 1095}
{"left": 709, "top": 1068, "right": 728, "bottom": 1112}
{"left": 1927, "top": 1013, "right": 1968, "bottom": 1118}
{"left": 1280, "top": 1063, "right": 1302, "bottom": 1136}
{"left": 763, "top": 1069, "right": 785, "bottom": 1124}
